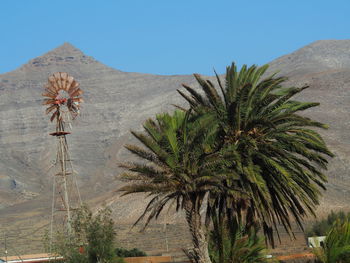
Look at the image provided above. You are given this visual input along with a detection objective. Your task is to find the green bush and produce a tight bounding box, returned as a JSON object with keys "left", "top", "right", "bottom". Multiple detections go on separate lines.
{"left": 47, "top": 205, "right": 116, "bottom": 263}
{"left": 114, "top": 247, "right": 147, "bottom": 257}
{"left": 306, "top": 211, "right": 350, "bottom": 237}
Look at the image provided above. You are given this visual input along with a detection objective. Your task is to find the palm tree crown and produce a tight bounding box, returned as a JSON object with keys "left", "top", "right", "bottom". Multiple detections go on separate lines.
{"left": 179, "top": 63, "right": 334, "bottom": 245}
{"left": 119, "top": 110, "right": 220, "bottom": 262}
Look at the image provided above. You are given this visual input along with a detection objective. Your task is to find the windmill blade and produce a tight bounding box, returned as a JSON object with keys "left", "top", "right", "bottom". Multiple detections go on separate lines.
{"left": 53, "top": 80, "right": 60, "bottom": 92}
{"left": 66, "top": 76, "right": 74, "bottom": 90}
{"left": 45, "top": 86, "right": 57, "bottom": 95}
{"left": 46, "top": 105, "right": 58, "bottom": 114}
{"left": 50, "top": 110, "right": 59, "bottom": 122}
{"left": 72, "top": 97, "right": 83, "bottom": 103}
{"left": 54, "top": 72, "right": 62, "bottom": 90}
{"left": 49, "top": 75, "right": 59, "bottom": 91}
{"left": 48, "top": 76, "right": 56, "bottom": 83}
{"left": 70, "top": 88, "right": 83, "bottom": 98}
{"left": 43, "top": 99, "right": 56, "bottom": 105}
{"left": 68, "top": 81, "right": 80, "bottom": 95}
{"left": 42, "top": 92, "right": 56, "bottom": 99}
{"left": 60, "top": 72, "right": 68, "bottom": 90}
{"left": 44, "top": 84, "right": 57, "bottom": 95}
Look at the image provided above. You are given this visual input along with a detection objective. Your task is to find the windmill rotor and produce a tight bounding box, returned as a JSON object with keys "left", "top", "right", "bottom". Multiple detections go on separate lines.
{"left": 43, "top": 72, "right": 83, "bottom": 123}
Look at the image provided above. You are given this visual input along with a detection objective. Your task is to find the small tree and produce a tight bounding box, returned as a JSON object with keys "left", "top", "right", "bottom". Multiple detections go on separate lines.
{"left": 306, "top": 211, "right": 350, "bottom": 237}
{"left": 47, "top": 205, "right": 116, "bottom": 263}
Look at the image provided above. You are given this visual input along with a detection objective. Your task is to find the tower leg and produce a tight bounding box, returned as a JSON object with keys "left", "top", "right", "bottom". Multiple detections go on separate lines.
{"left": 50, "top": 133, "right": 81, "bottom": 237}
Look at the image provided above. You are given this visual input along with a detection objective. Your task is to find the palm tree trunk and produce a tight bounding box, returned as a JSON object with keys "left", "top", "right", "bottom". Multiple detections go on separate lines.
{"left": 184, "top": 200, "right": 212, "bottom": 263}
{"left": 211, "top": 210, "right": 225, "bottom": 263}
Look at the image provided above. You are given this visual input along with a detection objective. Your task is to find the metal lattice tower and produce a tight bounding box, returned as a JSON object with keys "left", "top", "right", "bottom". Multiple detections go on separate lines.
{"left": 49, "top": 127, "right": 81, "bottom": 234}
{"left": 42, "top": 72, "right": 83, "bottom": 235}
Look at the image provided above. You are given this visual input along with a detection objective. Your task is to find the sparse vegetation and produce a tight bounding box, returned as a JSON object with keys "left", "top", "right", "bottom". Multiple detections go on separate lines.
{"left": 306, "top": 211, "right": 350, "bottom": 237}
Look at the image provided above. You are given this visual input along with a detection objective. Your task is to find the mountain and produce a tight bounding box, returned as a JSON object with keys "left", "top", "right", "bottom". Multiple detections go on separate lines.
{"left": 267, "top": 39, "right": 350, "bottom": 75}
{"left": 1, "top": 40, "right": 350, "bottom": 256}
{"left": 0, "top": 42, "right": 196, "bottom": 210}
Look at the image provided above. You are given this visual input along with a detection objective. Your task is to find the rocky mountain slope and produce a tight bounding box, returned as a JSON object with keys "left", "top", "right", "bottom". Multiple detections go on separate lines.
{"left": 0, "top": 43, "right": 196, "bottom": 217}
{"left": 1, "top": 40, "right": 350, "bottom": 256}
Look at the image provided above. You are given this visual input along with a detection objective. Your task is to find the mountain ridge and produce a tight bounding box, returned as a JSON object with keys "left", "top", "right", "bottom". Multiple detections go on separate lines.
{"left": 267, "top": 39, "right": 350, "bottom": 76}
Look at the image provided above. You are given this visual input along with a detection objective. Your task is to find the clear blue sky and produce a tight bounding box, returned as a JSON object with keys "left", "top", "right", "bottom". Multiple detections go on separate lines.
{"left": 1, "top": 0, "right": 349, "bottom": 75}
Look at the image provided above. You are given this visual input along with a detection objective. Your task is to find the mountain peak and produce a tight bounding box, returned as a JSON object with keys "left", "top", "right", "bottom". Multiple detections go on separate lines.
{"left": 60, "top": 42, "right": 77, "bottom": 49}
{"left": 20, "top": 42, "right": 98, "bottom": 71}
{"left": 49, "top": 42, "right": 84, "bottom": 56}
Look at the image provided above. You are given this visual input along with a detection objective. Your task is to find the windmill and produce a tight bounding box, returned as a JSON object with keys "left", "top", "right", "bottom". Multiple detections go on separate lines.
{"left": 43, "top": 72, "right": 83, "bottom": 235}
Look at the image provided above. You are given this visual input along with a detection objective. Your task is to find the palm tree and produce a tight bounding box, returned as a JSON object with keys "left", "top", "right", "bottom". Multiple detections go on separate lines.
{"left": 119, "top": 110, "right": 220, "bottom": 263}
{"left": 209, "top": 217, "right": 269, "bottom": 263}
{"left": 313, "top": 219, "right": 350, "bottom": 263}
{"left": 179, "top": 63, "right": 334, "bottom": 245}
